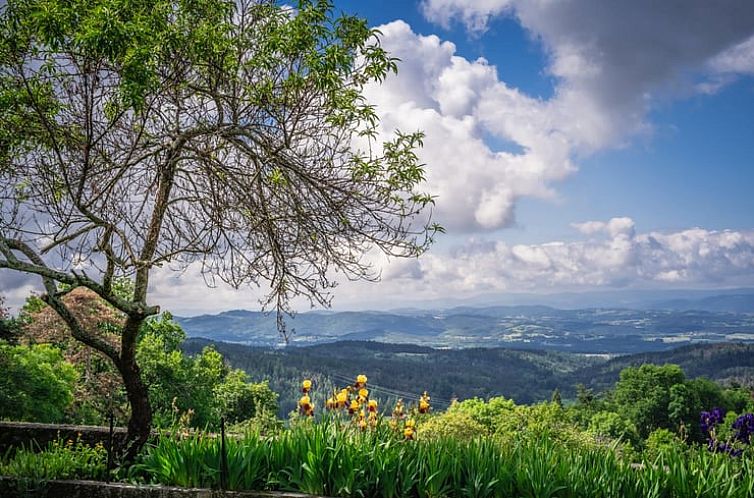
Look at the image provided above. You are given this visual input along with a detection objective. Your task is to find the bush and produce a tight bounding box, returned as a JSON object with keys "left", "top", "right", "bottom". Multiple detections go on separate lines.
{"left": 0, "top": 344, "right": 78, "bottom": 423}
{"left": 589, "top": 411, "right": 641, "bottom": 446}
{"left": 0, "top": 438, "right": 107, "bottom": 481}
{"left": 418, "top": 410, "right": 487, "bottom": 441}
{"left": 644, "top": 428, "right": 686, "bottom": 462}
{"left": 445, "top": 397, "right": 515, "bottom": 434}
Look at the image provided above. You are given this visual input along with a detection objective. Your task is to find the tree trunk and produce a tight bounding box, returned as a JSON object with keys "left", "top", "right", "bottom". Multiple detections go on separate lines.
{"left": 118, "top": 318, "right": 152, "bottom": 462}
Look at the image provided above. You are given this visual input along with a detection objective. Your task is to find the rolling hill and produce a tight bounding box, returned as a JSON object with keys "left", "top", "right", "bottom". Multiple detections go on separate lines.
{"left": 183, "top": 339, "right": 754, "bottom": 417}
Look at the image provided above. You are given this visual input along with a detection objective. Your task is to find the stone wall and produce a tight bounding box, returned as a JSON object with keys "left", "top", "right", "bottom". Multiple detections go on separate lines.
{"left": 0, "top": 421, "right": 139, "bottom": 454}
{"left": 0, "top": 477, "right": 326, "bottom": 498}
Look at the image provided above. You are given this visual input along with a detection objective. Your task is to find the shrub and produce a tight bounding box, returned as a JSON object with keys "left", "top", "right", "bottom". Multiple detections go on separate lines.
{"left": 418, "top": 410, "right": 487, "bottom": 441}
{"left": 644, "top": 428, "right": 686, "bottom": 461}
{"left": 589, "top": 410, "right": 641, "bottom": 446}
{"left": 0, "top": 438, "right": 107, "bottom": 481}
{"left": 0, "top": 344, "right": 78, "bottom": 423}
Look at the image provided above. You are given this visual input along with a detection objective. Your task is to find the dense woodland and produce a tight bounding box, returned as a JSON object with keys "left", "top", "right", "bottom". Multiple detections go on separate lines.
{"left": 183, "top": 338, "right": 754, "bottom": 417}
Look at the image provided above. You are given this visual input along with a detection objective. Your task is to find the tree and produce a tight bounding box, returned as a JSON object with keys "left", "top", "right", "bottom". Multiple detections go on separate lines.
{"left": 136, "top": 316, "right": 278, "bottom": 428}
{"left": 0, "top": 295, "right": 20, "bottom": 343}
{"left": 0, "top": 342, "right": 78, "bottom": 422}
{"left": 612, "top": 364, "right": 685, "bottom": 438}
{"left": 0, "top": 0, "right": 437, "bottom": 457}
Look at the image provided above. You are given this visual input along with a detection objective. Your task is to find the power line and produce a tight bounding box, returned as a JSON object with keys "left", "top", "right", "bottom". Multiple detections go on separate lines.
{"left": 326, "top": 372, "right": 454, "bottom": 407}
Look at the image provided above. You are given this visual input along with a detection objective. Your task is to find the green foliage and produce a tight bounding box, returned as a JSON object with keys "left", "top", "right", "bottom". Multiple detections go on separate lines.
{"left": 418, "top": 409, "right": 487, "bottom": 441}
{"left": 137, "top": 314, "right": 278, "bottom": 429}
{"left": 0, "top": 343, "right": 78, "bottom": 422}
{"left": 589, "top": 411, "right": 640, "bottom": 446}
{"left": 127, "top": 421, "right": 754, "bottom": 497}
{"left": 0, "top": 438, "right": 107, "bottom": 481}
{"left": 0, "top": 295, "right": 20, "bottom": 343}
{"left": 668, "top": 378, "right": 728, "bottom": 442}
{"left": 445, "top": 397, "right": 516, "bottom": 434}
{"left": 213, "top": 370, "right": 279, "bottom": 426}
{"left": 612, "top": 364, "right": 686, "bottom": 438}
{"left": 644, "top": 428, "right": 687, "bottom": 462}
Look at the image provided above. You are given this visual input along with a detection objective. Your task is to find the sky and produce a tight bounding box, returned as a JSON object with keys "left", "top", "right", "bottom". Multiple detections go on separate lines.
{"left": 2, "top": 0, "right": 754, "bottom": 314}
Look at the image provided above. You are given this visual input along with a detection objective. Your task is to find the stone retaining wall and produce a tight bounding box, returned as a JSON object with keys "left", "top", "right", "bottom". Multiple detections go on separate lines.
{"left": 0, "top": 477, "right": 328, "bottom": 498}
{"left": 0, "top": 421, "right": 143, "bottom": 454}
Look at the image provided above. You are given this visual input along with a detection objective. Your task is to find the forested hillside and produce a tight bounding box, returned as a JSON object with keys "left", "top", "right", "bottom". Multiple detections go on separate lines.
{"left": 183, "top": 339, "right": 754, "bottom": 417}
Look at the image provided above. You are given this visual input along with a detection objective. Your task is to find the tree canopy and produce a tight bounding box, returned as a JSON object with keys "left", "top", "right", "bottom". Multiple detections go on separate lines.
{"left": 0, "top": 0, "right": 437, "bottom": 455}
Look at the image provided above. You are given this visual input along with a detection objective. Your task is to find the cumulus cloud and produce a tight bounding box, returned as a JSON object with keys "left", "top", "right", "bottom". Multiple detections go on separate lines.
{"left": 364, "top": 21, "right": 581, "bottom": 233}
{"left": 4, "top": 220, "right": 754, "bottom": 314}
{"left": 367, "top": 219, "right": 754, "bottom": 300}
{"left": 572, "top": 217, "right": 635, "bottom": 238}
{"left": 421, "top": 0, "right": 754, "bottom": 137}
{"left": 365, "top": 4, "right": 754, "bottom": 233}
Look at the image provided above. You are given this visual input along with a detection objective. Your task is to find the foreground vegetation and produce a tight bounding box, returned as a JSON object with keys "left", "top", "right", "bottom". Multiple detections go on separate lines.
{"left": 3, "top": 403, "right": 754, "bottom": 497}
{"left": 3, "top": 296, "right": 754, "bottom": 496}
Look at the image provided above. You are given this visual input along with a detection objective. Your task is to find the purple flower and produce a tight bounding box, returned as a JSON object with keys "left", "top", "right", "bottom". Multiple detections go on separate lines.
{"left": 708, "top": 440, "right": 743, "bottom": 457}
{"left": 700, "top": 407, "right": 726, "bottom": 436}
{"left": 732, "top": 413, "right": 754, "bottom": 445}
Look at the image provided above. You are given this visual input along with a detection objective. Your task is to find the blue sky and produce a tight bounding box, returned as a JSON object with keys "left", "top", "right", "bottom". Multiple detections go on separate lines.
{"left": 2, "top": 0, "right": 754, "bottom": 313}
{"left": 292, "top": 0, "right": 754, "bottom": 311}
{"left": 335, "top": 0, "right": 754, "bottom": 241}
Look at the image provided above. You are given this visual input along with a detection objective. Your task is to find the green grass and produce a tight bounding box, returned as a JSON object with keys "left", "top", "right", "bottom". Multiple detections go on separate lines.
{"left": 130, "top": 421, "right": 754, "bottom": 497}
{"left": 2, "top": 421, "right": 752, "bottom": 497}
{"left": 0, "top": 437, "right": 107, "bottom": 482}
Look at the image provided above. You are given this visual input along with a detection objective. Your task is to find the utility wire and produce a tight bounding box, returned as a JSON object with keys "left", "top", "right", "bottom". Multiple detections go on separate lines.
{"left": 327, "top": 372, "right": 454, "bottom": 407}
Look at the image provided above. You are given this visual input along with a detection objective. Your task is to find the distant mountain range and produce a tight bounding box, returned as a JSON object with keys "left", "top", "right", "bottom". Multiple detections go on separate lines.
{"left": 176, "top": 292, "right": 754, "bottom": 354}
{"left": 648, "top": 293, "right": 754, "bottom": 314}
{"left": 334, "top": 288, "right": 754, "bottom": 314}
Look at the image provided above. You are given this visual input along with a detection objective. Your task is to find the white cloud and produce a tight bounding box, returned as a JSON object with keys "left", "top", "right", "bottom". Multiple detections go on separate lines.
{"left": 4, "top": 220, "right": 754, "bottom": 314}
{"left": 420, "top": 0, "right": 514, "bottom": 34}
{"left": 364, "top": 21, "right": 581, "bottom": 233}
{"left": 367, "top": 220, "right": 754, "bottom": 299}
{"left": 709, "top": 34, "right": 754, "bottom": 75}
{"left": 421, "top": 0, "right": 754, "bottom": 137}
{"left": 365, "top": 6, "right": 754, "bottom": 233}
{"left": 125, "top": 220, "right": 754, "bottom": 313}
{"left": 572, "top": 217, "right": 635, "bottom": 238}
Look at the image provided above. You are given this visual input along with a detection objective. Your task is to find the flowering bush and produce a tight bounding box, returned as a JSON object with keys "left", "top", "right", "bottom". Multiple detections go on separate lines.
{"left": 318, "top": 374, "right": 429, "bottom": 439}
{"left": 700, "top": 407, "right": 754, "bottom": 457}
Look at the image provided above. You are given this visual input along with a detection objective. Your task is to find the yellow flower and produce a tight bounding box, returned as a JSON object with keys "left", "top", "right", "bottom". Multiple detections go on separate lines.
{"left": 368, "top": 399, "right": 378, "bottom": 412}
{"left": 302, "top": 379, "right": 312, "bottom": 392}
{"left": 325, "top": 397, "right": 335, "bottom": 410}
{"left": 348, "top": 399, "right": 360, "bottom": 415}
{"left": 359, "top": 387, "right": 369, "bottom": 398}
{"left": 393, "top": 399, "right": 405, "bottom": 419}
{"left": 419, "top": 392, "right": 431, "bottom": 414}
{"left": 403, "top": 427, "right": 415, "bottom": 440}
{"left": 298, "top": 394, "right": 314, "bottom": 417}
{"left": 355, "top": 374, "right": 368, "bottom": 387}
{"left": 405, "top": 419, "right": 416, "bottom": 429}
{"left": 336, "top": 390, "right": 349, "bottom": 408}
{"left": 358, "top": 419, "right": 367, "bottom": 430}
